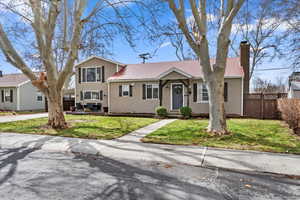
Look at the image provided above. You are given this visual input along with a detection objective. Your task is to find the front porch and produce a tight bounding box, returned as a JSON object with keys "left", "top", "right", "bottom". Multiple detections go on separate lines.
{"left": 158, "top": 67, "right": 193, "bottom": 112}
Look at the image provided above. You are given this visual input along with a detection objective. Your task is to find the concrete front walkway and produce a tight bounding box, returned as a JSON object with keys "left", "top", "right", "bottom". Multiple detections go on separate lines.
{"left": 1, "top": 131, "right": 300, "bottom": 176}
{"left": 0, "top": 113, "right": 48, "bottom": 123}
{"left": 117, "top": 119, "right": 177, "bottom": 142}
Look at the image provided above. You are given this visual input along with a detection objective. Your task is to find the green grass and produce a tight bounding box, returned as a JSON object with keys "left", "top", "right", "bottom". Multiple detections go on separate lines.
{"left": 0, "top": 115, "right": 158, "bottom": 139}
{"left": 0, "top": 112, "right": 13, "bottom": 116}
{"left": 143, "top": 119, "right": 300, "bottom": 154}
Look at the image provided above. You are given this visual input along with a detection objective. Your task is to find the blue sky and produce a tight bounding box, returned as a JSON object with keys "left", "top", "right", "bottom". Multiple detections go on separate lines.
{"left": 0, "top": 0, "right": 293, "bottom": 85}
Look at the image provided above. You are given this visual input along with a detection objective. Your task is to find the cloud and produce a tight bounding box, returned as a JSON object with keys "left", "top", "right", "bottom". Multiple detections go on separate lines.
{"left": 160, "top": 42, "right": 171, "bottom": 48}
{"left": 232, "top": 17, "right": 290, "bottom": 33}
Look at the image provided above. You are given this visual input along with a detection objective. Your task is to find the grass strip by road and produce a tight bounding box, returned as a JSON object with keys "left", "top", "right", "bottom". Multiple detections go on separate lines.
{"left": 142, "top": 119, "right": 300, "bottom": 154}
{"left": 0, "top": 115, "right": 158, "bottom": 140}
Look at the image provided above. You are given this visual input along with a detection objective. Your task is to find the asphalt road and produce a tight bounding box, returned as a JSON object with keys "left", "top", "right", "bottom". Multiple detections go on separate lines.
{"left": 0, "top": 148, "right": 299, "bottom": 200}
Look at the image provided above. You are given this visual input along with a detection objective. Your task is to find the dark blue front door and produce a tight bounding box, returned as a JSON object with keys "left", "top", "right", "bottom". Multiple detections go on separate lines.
{"left": 172, "top": 84, "right": 183, "bottom": 110}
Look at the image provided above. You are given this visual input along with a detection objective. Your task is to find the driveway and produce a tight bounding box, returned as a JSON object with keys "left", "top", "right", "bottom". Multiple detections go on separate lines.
{"left": 0, "top": 113, "right": 48, "bottom": 123}
{"left": 0, "top": 148, "right": 299, "bottom": 200}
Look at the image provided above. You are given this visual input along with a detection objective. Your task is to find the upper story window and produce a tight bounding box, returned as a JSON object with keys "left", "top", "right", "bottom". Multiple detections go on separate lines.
{"left": 81, "top": 67, "right": 103, "bottom": 83}
{"left": 146, "top": 84, "right": 159, "bottom": 99}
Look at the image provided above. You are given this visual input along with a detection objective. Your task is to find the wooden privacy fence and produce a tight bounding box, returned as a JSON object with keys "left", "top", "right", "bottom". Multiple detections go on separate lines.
{"left": 244, "top": 93, "right": 287, "bottom": 119}
{"left": 45, "top": 98, "right": 75, "bottom": 112}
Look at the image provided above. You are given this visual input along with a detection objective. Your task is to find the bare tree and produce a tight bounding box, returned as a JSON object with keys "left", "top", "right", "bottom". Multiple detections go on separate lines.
{"left": 230, "top": 0, "right": 283, "bottom": 79}
{"left": 278, "top": 0, "right": 300, "bottom": 68}
{"left": 164, "top": 22, "right": 196, "bottom": 61}
{"left": 165, "top": 0, "right": 245, "bottom": 134}
{"left": 0, "top": 0, "right": 147, "bottom": 128}
{"left": 253, "top": 76, "right": 286, "bottom": 93}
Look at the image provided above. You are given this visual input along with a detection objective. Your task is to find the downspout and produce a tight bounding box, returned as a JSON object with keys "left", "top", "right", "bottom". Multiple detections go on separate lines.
{"left": 108, "top": 80, "right": 111, "bottom": 114}
{"left": 241, "top": 77, "right": 244, "bottom": 116}
{"left": 16, "top": 87, "right": 20, "bottom": 111}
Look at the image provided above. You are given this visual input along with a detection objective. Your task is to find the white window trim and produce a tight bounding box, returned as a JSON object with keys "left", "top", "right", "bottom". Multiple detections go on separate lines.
{"left": 36, "top": 91, "right": 43, "bottom": 101}
{"left": 81, "top": 67, "right": 102, "bottom": 83}
{"left": 170, "top": 83, "right": 185, "bottom": 110}
{"left": 122, "top": 84, "right": 130, "bottom": 96}
{"left": 145, "top": 83, "right": 159, "bottom": 100}
{"left": 83, "top": 90, "right": 100, "bottom": 101}
{"left": 197, "top": 82, "right": 209, "bottom": 104}
{"left": 4, "top": 89, "right": 12, "bottom": 103}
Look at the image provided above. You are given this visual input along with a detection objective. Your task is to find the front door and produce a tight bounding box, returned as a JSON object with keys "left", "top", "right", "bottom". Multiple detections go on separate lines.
{"left": 172, "top": 84, "right": 183, "bottom": 110}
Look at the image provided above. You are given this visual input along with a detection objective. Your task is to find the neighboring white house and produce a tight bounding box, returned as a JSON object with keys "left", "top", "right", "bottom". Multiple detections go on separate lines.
{"left": 0, "top": 71, "right": 45, "bottom": 111}
{"left": 288, "top": 72, "right": 300, "bottom": 99}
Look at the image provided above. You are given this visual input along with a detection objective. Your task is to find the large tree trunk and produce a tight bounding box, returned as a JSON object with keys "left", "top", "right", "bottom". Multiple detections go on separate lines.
{"left": 47, "top": 90, "right": 67, "bottom": 129}
{"left": 206, "top": 74, "right": 227, "bottom": 135}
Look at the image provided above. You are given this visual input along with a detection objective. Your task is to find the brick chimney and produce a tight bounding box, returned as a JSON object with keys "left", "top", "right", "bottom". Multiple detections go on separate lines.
{"left": 240, "top": 41, "right": 250, "bottom": 95}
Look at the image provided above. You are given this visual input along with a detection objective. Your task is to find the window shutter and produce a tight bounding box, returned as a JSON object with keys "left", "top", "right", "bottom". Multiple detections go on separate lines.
{"left": 80, "top": 91, "right": 83, "bottom": 100}
{"left": 78, "top": 68, "right": 81, "bottom": 84}
{"left": 129, "top": 85, "right": 133, "bottom": 97}
{"left": 102, "top": 66, "right": 105, "bottom": 83}
{"left": 142, "top": 84, "right": 146, "bottom": 100}
{"left": 224, "top": 82, "right": 228, "bottom": 102}
{"left": 97, "top": 68, "right": 101, "bottom": 82}
{"left": 119, "top": 85, "right": 122, "bottom": 97}
{"left": 82, "top": 68, "right": 86, "bottom": 82}
{"left": 1, "top": 90, "right": 4, "bottom": 102}
{"left": 100, "top": 90, "right": 103, "bottom": 100}
{"left": 193, "top": 83, "right": 197, "bottom": 102}
{"left": 10, "top": 89, "right": 13, "bottom": 102}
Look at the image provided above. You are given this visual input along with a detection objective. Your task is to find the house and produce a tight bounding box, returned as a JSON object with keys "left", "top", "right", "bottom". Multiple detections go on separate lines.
{"left": 75, "top": 41, "right": 250, "bottom": 116}
{"left": 0, "top": 72, "right": 45, "bottom": 111}
{"left": 288, "top": 72, "right": 300, "bottom": 98}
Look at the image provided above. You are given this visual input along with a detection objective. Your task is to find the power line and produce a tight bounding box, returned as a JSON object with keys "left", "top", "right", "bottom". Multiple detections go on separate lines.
{"left": 256, "top": 67, "right": 291, "bottom": 71}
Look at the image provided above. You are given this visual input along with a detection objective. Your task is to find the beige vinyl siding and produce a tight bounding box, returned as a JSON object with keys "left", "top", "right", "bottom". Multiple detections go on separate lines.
{"left": 109, "top": 81, "right": 160, "bottom": 113}
{"left": 0, "top": 87, "right": 17, "bottom": 110}
{"left": 75, "top": 57, "right": 117, "bottom": 107}
{"left": 109, "top": 78, "right": 243, "bottom": 115}
{"left": 18, "top": 82, "right": 45, "bottom": 111}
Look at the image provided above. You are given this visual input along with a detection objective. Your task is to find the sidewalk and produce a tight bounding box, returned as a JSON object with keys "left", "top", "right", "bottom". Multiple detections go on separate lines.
{"left": 0, "top": 113, "right": 48, "bottom": 123}
{"left": 1, "top": 131, "right": 299, "bottom": 176}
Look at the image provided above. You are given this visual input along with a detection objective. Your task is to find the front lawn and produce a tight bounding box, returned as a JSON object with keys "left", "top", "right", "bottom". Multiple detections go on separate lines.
{"left": 0, "top": 115, "right": 158, "bottom": 139}
{"left": 142, "top": 119, "right": 300, "bottom": 154}
{"left": 0, "top": 110, "right": 45, "bottom": 116}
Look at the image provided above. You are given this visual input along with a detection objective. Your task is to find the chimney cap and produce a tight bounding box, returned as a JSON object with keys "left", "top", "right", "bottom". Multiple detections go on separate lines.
{"left": 241, "top": 41, "right": 248, "bottom": 44}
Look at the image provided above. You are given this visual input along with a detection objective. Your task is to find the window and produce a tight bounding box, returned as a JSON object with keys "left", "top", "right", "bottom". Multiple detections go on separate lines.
{"left": 87, "top": 68, "right": 96, "bottom": 82}
{"left": 146, "top": 84, "right": 159, "bottom": 99}
{"left": 197, "top": 83, "right": 209, "bottom": 102}
{"left": 81, "top": 67, "right": 102, "bottom": 83}
{"left": 37, "top": 92, "right": 43, "bottom": 101}
{"left": 84, "top": 91, "right": 100, "bottom": 100}
{"left": 5, "top": 90, "right": 12, "bottom": 102}
{"left": 122, "top": 85, "right": 129, "bottom": 96}
{"left": 201, "top": 84, "right": 209, "bottom": 101}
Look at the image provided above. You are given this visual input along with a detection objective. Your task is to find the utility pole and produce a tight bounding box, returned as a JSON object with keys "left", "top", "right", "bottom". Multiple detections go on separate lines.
{"left": 139, "top": 53, "right": 151, "bottom": 64}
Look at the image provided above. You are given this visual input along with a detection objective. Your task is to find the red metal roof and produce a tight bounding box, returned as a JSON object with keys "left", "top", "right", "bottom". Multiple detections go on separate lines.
{"left": 108, "top": 57, "right": 244, "bottom": 81}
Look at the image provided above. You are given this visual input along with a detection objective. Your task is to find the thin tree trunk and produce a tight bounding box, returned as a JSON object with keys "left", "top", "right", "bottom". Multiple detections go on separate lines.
{"left": 47, "top": 90, "right": 67, "bottom": 129}
{"left": 206, "top": 75, "right": 227, "bottom": 135}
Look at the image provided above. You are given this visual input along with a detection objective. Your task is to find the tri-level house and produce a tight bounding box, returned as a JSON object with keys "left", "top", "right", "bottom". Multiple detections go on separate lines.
{"left": 75, "top": 41, "right": 250, "bottom": 116}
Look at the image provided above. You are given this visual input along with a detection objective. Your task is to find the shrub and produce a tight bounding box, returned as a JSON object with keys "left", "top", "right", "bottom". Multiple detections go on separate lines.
{"left": 180, "top": 106, "right": 192, "bottom": 118}
{"left": 278, "top": 98, "right": 300, "bottom": 133}
{"left": 156, "top": 106, "right": 168, "bottom": 118}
